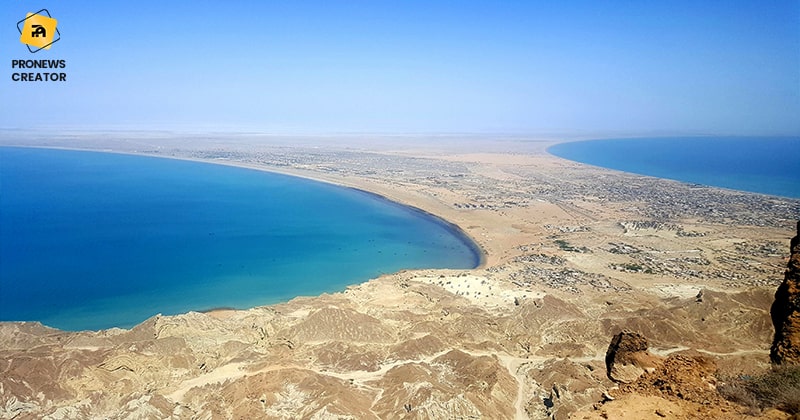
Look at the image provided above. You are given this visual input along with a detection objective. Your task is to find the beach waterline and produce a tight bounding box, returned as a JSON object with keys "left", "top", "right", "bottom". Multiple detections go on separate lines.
{"left": 547, "top": 136, "right": 800, "bottom": 199}
{"left": 0, "top": 146, "right": 481, "bottom": 331}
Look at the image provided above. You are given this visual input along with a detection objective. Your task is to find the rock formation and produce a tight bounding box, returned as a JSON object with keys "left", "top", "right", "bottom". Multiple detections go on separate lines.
{"left": 770, "top": 220, "right": 800, "bottom": 365}
{"left": 620, "top": 352, "right": 719, "bottom": 405}
{"left": 604, "top": 330, "right": 662, "bottom": 384}
{"left": 582, "top": 352, "right": 742, "bottom": 420}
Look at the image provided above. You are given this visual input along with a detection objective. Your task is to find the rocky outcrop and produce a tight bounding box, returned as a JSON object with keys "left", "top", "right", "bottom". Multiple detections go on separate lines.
{"left": 770, "top": 221, "right": 800, "bottom": 365}
{"left": 582, "top": 353, "right": 742, "bottom": 420}
{"left": 620, "top": 352, "right": 719, "bottom": 404}
{"left": 605, "top": 330, "right": 662, "bottom": 383}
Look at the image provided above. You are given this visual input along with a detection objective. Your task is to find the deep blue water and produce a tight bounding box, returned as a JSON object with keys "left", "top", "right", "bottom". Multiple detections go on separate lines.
{"left": 548, "top": 137, "right": 800, "bottom": 199}
{"left": 0, "top": 147, "right": 480, "bottom": 331}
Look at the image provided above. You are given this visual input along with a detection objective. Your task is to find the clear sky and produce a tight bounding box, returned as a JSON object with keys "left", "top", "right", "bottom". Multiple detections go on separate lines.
{"left": 2, "top": 1, "right": 798, "bottom": 135}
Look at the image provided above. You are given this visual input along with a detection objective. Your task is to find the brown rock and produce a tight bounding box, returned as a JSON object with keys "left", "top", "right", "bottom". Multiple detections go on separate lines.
{"left": 622, "top": 352, "right": 719, "bottom": 404}
{"left": 770, "top": 220, "right": 800, "bottom": 365}
{"left": 605, "top": 330, "right": 662, "bottom": 383}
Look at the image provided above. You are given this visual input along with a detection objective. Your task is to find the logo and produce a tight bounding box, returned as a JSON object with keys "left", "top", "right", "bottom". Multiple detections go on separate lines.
{"left": 17, "top": 9, "right": 60, "bottom": 53}
{"left": 11, "top": 8, "right": 66, "bottom": 81}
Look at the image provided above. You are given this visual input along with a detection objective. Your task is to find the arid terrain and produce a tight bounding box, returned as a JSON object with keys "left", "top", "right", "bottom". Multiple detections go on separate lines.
{"left": 1, "top": 132, "right": 798, "bottom": 419}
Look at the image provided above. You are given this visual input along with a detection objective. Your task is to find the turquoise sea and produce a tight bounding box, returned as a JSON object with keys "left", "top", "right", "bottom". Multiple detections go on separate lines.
{"left": 0, "top": 147, "right": 480, "bottom": 331}
{"left": 548, "top": 137, "right": 800, "bottom": 199}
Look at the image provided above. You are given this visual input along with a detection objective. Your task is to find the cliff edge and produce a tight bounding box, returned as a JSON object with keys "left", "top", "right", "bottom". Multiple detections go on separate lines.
{"left": 771, "top": 221, "right": 800, "bottom": 365}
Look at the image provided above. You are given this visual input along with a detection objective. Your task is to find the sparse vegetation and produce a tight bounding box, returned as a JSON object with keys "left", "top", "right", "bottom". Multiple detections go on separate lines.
{"left": 609, "top": 262, "right": 647, "bottom": 273}
{"left": 676, "top": 228, "right": 706, "bottom": 237}
{"left": 554, "top": 239, "right": 570, "bottom": 250}
{"left": 719, "top": 365, "right": 800, "bottom": 415}
{"left": 554, "top": 239, "right": 590, "bottom": 253}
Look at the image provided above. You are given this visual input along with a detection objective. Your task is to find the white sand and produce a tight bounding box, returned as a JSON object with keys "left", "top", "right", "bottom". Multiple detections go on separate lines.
{"left": 413, "top": 274, "right": 544, "bottom": 309}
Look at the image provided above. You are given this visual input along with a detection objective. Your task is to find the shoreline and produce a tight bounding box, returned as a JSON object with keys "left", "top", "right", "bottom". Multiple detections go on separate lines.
{"left": 1, "top": 140, "right": 797, "bottom": 332}
{"left": 0, "top": 144, "right": 489, "bottom": 269}
{"left": 1, "top": 137, "right": 797, "bottom": 418}
{"left": 0, "top": 144, "right": 488, "bottom": 331}
{"left": 545, "top": 136, "right": 800, "bottom": 200}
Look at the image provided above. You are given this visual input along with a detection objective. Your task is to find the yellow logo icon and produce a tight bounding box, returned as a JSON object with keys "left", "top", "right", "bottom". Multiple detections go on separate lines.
{"left": 17, "top": 9, "right": 60, "bottom": 53}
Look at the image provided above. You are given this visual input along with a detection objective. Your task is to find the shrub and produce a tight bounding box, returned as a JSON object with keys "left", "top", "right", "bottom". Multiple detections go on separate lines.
{"left": 720, "top": 365, "right": 800, "bottom": 415}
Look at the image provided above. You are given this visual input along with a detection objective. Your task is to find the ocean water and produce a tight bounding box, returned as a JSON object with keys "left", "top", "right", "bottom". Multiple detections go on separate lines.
{"left": 0, "top": 147, "right": 480, "bottom": 331}
{"left": 548, "top": 137, "right": 800, "bottom": 199}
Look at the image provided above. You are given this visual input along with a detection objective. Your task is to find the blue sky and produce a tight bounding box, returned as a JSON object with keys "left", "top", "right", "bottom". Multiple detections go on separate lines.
{"left": 2, "top": 1, "right": 798, "bottom": 135}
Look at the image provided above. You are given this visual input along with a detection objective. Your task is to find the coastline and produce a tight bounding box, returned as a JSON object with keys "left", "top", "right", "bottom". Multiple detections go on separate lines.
{"left": 0, "top": 145, "right": 485, "bottom": 331}
{"left": 2, "top": 139, "right": 796, "bottom": 270}
{"left": 546, "top": 136, "right": 800, "bottom": 200}
{"left": 0, "top": 144, "right": 489, "bottom": 271}
{"left": 1, "top": 135, "right": 798, "bottom": 418}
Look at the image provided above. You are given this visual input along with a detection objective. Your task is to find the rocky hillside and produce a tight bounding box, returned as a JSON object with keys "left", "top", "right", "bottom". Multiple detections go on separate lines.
{"left": 771, "top": 221, "right": 800, "bottom": 365}
{"left": 0, "top": 270, "right": 782, "bottom": 419}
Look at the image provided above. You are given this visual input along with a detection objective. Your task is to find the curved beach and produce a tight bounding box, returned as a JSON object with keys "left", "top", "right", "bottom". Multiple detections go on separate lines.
{"left": 0, "top": 146, "right": 483, "bottom": 330}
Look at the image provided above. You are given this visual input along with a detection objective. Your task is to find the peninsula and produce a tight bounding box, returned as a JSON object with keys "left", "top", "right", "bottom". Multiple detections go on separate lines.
{"left": 1, "top": 132, "right": 798, "bottom": 419}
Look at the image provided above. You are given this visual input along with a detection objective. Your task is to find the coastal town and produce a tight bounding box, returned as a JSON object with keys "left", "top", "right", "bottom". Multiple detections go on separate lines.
{"left": 11, "top": 131, "right": 794, "bottom": 284}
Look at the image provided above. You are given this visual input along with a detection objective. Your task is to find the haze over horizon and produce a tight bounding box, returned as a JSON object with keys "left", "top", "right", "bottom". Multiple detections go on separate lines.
{"left": 2, "top": 1, "right": 798, "bottom": 136}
